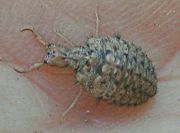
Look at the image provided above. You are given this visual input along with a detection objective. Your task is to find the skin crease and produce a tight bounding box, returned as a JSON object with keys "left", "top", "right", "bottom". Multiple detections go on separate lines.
{"left": 0, "top": 0, "right": 180, "bottom": 133}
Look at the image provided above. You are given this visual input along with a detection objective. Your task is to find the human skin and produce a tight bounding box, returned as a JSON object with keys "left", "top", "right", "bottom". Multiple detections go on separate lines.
{"left": 0, "top": 0, "right": 179, "bottom": 132}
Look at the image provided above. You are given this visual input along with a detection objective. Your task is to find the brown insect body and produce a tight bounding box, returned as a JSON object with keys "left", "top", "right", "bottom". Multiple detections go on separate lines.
{"left": 45, "top": 36, "right": 157, "bottom": 105}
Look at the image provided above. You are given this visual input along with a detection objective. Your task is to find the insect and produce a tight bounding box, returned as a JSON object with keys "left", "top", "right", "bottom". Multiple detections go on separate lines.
{"left": 15, "top": 9, "right": 157, "bottom": 122}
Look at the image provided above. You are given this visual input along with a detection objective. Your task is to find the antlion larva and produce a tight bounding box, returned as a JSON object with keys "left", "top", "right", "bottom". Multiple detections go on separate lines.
{"left": 14, "top": 9, "right": 157, "bottom": 121}
{"left": 43, "top": 36, "right": 157, "bottom": 106}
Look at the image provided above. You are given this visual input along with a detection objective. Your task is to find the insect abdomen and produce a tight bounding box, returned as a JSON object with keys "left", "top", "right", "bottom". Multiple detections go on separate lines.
{"left": 74, "top": 37, "right": 157, "bottom": 105}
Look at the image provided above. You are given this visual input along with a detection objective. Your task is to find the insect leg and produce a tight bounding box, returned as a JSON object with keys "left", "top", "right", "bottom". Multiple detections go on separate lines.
{"left": 54, "top": 30, "right": 75, "bottom": 47}
{"left": 95, "top": 5, "right": 100, "bottom": 37}
{"left": 60, "top": 86, "right": 83, "bottom": 123}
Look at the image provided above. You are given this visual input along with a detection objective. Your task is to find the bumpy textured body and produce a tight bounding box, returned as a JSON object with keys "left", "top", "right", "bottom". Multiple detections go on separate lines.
{"left": 46, "top": 36, "right": 157, "bottom": 105}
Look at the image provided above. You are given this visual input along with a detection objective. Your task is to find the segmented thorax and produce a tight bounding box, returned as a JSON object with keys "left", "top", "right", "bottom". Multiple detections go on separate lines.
{"left": 67, "top": 37, "right": 157, "bottom": 105}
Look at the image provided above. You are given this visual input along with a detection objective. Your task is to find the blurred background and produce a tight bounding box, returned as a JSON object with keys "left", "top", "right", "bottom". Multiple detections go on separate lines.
{"left": 0, "top": 0, "right": 179, "bottom": 132}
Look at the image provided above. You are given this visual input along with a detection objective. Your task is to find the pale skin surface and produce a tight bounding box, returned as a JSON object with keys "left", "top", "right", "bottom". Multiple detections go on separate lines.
{"left": 0, "top": 0, "right": 180, "bottom": 133}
